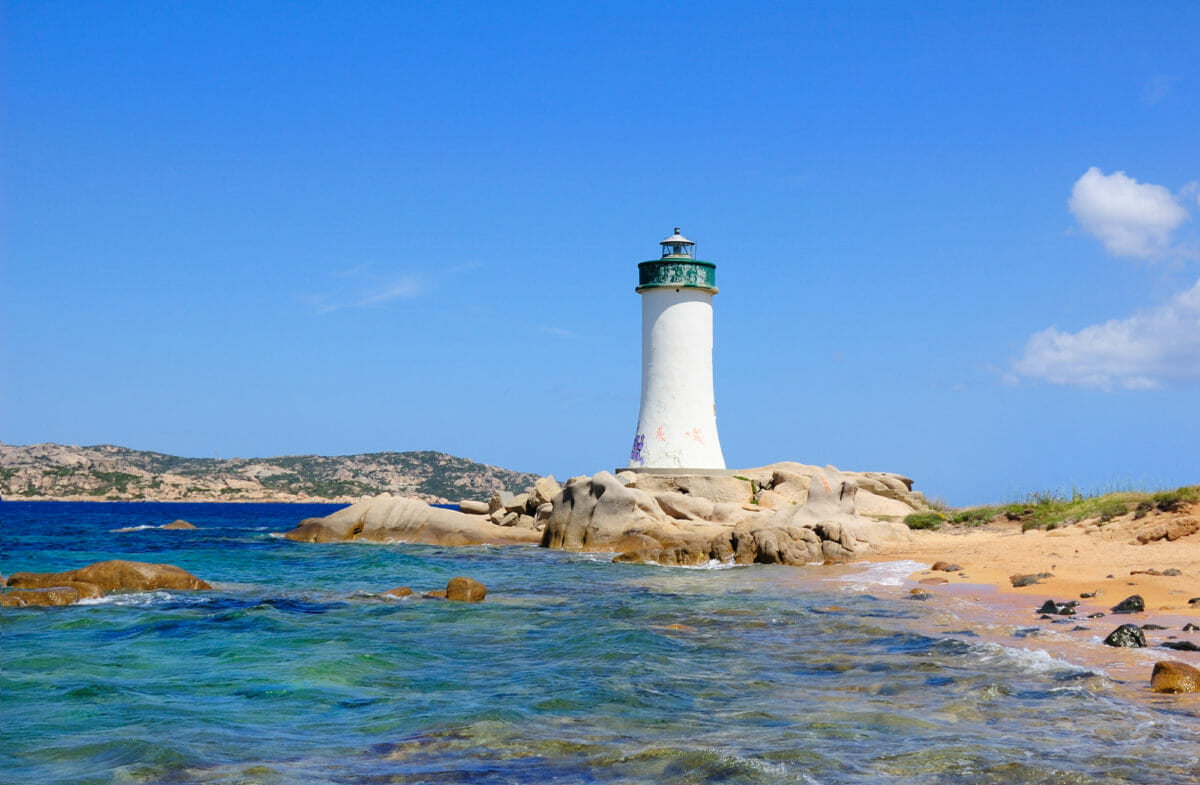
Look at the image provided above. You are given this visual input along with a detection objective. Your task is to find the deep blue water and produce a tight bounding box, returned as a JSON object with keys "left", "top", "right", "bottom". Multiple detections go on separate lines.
{"left": 2, "top": 501, "right": 1197, "bottom": 784}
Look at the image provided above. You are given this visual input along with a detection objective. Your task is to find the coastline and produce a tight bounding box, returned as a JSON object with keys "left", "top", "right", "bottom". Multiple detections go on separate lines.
{"left": 862, "top": 518, "right": 1200, "bottom": 697}
{"left": 2, "top": 496, "right": 356, "bottom": 504}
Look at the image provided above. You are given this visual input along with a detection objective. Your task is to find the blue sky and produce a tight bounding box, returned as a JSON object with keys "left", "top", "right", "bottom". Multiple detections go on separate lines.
{"left": 4, "top": 1, "right": 1198, "bottom": 505}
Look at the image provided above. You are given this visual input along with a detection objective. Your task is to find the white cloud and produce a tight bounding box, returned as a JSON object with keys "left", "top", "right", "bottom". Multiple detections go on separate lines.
{"left": 1011, "top": 278, "right": 1200, "bottom": 389}
{"left": 1068, "top": 167, "right": 1190, "bottom": 258}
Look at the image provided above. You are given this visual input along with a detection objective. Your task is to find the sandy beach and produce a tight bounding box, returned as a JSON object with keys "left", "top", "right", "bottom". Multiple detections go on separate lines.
{"left": 865, "top": 509, "right": 1200, "bottom": 692}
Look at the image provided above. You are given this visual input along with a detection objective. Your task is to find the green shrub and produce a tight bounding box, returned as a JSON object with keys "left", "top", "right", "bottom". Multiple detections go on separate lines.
{"left": 904, "top": 512, "right": 944, "bottom": 531}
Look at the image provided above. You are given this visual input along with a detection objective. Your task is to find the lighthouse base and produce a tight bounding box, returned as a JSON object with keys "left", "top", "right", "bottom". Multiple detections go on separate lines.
{"left": 616, "top": 467, "right": 743, "bottom": 477}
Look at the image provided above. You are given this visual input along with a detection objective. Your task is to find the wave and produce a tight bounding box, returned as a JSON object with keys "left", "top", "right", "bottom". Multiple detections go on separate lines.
{"left": 826, "top": 560, "right": 925, "bottom": 590}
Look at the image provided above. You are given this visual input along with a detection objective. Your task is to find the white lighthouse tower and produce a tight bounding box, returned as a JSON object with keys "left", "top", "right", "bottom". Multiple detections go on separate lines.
{"left": 627, "top": 228, "right": 726, "bottom": 470}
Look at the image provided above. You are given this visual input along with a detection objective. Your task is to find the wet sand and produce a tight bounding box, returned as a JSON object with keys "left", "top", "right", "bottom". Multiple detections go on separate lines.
{"left": 865, "top": 514, "right": 1200, "bottom": 694}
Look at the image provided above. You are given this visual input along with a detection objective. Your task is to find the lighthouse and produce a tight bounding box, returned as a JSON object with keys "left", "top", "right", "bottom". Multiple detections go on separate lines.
{"left": 627, "top": 228, "right": 726, "bottom": 470}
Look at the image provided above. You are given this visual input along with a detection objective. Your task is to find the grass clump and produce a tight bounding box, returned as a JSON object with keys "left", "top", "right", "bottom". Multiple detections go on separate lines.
{"left": 1149, "top": 486, "right": 1199, "bottom": 513}
{"left": 904, "top": 512, "right": 945, "bottom": 531}
{"left": 953, "top": 483, "right": 1199, "bottom": 531}
{"left": 950, "top": 507, "right": 997, "bottom": 526}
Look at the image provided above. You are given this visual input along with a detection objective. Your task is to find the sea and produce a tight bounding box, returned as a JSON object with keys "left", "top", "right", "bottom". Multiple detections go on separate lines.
{"left": 2, "top": 501, "right": 1197, "bottom": 785}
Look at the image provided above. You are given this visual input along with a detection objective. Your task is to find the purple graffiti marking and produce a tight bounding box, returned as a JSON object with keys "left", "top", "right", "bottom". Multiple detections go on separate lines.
{"left": 630, "top": 434, "right": 646, "bottom": 465}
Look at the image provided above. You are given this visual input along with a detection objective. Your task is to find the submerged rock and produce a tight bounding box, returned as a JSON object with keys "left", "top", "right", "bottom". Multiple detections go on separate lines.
{"left": 0, "top": 587, "right": 85, "bottom": 607}
{"left": 162, "top": 520, "right": 197, "bottom": 530}
{"left": 1103, "top": 624, "right": 1146, "bottom": 648}
{"left": 1151, "top": 661, "right": 1200, "bottom": 693}
{"left": 1160, "top": 641, "right": 1200, "bottom": 652}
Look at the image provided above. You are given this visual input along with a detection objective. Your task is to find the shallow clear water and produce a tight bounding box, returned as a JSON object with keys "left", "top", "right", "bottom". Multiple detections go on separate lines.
{"left": 2, "top": 502, "right": 1197, "bottom": 784}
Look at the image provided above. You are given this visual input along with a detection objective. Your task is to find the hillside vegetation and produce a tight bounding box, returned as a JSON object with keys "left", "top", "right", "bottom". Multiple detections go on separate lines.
{"left": 0, "top": 443, "right": 540, "bottom": 504}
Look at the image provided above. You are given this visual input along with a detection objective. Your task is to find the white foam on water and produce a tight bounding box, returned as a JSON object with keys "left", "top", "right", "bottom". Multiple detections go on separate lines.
{"left": 109, "top": 525, "right": 160, "bottom": 533}
{"left": 827, "top": 560, "right": 925, "bottom": 590}
{"left": 973, "top": 640, "right": 1104, "bottom": 678}
{"left": 675, "top": 559, "right": 744, "bottom": 571}
{"left": 76, "top": 590, "right": 179, "bottom": 607}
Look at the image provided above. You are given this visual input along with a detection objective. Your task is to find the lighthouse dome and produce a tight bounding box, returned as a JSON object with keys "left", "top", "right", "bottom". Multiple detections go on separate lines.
{"left": 660, "top": 228, "right": 695, "bottom": 258}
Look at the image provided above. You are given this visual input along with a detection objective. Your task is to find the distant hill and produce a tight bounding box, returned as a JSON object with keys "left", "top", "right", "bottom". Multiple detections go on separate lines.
{"left": 0, "top": 443, "right": 541, "bottom": 504}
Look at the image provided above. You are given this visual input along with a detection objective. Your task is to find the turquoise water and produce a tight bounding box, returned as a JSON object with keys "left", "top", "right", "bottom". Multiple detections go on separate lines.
{"left": 2, "top": 501, "right": 1197, "bottom": 784}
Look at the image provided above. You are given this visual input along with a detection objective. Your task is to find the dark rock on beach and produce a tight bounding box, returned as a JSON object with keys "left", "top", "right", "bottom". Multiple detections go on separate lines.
{"left": 1036, "top": 600, "right": 1077, "bottom": 616}
{"left": 1103, "top": 624, "right": 1147, "bottom": 648}
{"left": 931, "top": 561, "right": 961, "bottom": 572}
{"left": 1183, "top": 623, "right": 1199, "bottom": 632}
{"left": 1111, "top": 595, "right": 1145, "bottom": 614}
{"left": 1160, "top": 641, "right": 1200, "bottom": 652}
{"left": 1010, "top": 573, "right": 1052, "bottom": 587}
{"left": 1151, "top": 661, "right": 1200, "bottom": 693}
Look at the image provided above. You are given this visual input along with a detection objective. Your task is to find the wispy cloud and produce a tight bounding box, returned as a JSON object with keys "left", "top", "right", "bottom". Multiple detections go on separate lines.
{"left": 1068, "top": 167, "right": 1191, "bottom": 259}
{"left": 538, "top": 325, "right": 578, "bottom": 338}
{"left": 1142, "top": 75, "right": 1179, "bottom": 106}
{"left": 1010, "top": 278, "right": 1200, "bottom": 390}
{"left": 303, "top": 271, "right": 426, "bottom": 314}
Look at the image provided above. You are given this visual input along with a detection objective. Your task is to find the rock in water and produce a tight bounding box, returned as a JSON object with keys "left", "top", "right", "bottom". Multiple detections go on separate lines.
{"left": 1111, "top": 595, "right": 1145, "bottom": 614}
{"left": 282, "top": 494, "right": 541, "bottom": 546}
{"left": 7, "top": 560, "right": 210, "bottom": 592}
{"left": 1103, "top": 624, "right": 1147, "bottom": 648}
{"left": 0, "top": 587, "right": 84, "bottom": 607}
{"left": 382, "top": 587, "right": 413, "bottom": 599}
{"left": 1151, "top": 661, "right": 1200, "bottom": 693}
{"left": 162, "top": 520, "right": 197, "bottom": 530}
{"left": 446, "top": 576, "right": 487, "bottom": 602}
{"left": 1160, "top": 641, "right": 1200, "bottom": 652}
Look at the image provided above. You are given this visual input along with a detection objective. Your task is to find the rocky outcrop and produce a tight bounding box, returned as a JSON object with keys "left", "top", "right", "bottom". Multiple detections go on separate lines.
{"left": 1135, "top": 518, "right": 1199, "bottom": 543}
{"left": 281, "top": 494, "right": 541, "bottom": 546}
{"left": 543, "top": 465, "right": 912, "bottom": 566}
{"left": 282, "top": 463, "right": 921, "bottom": 566}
